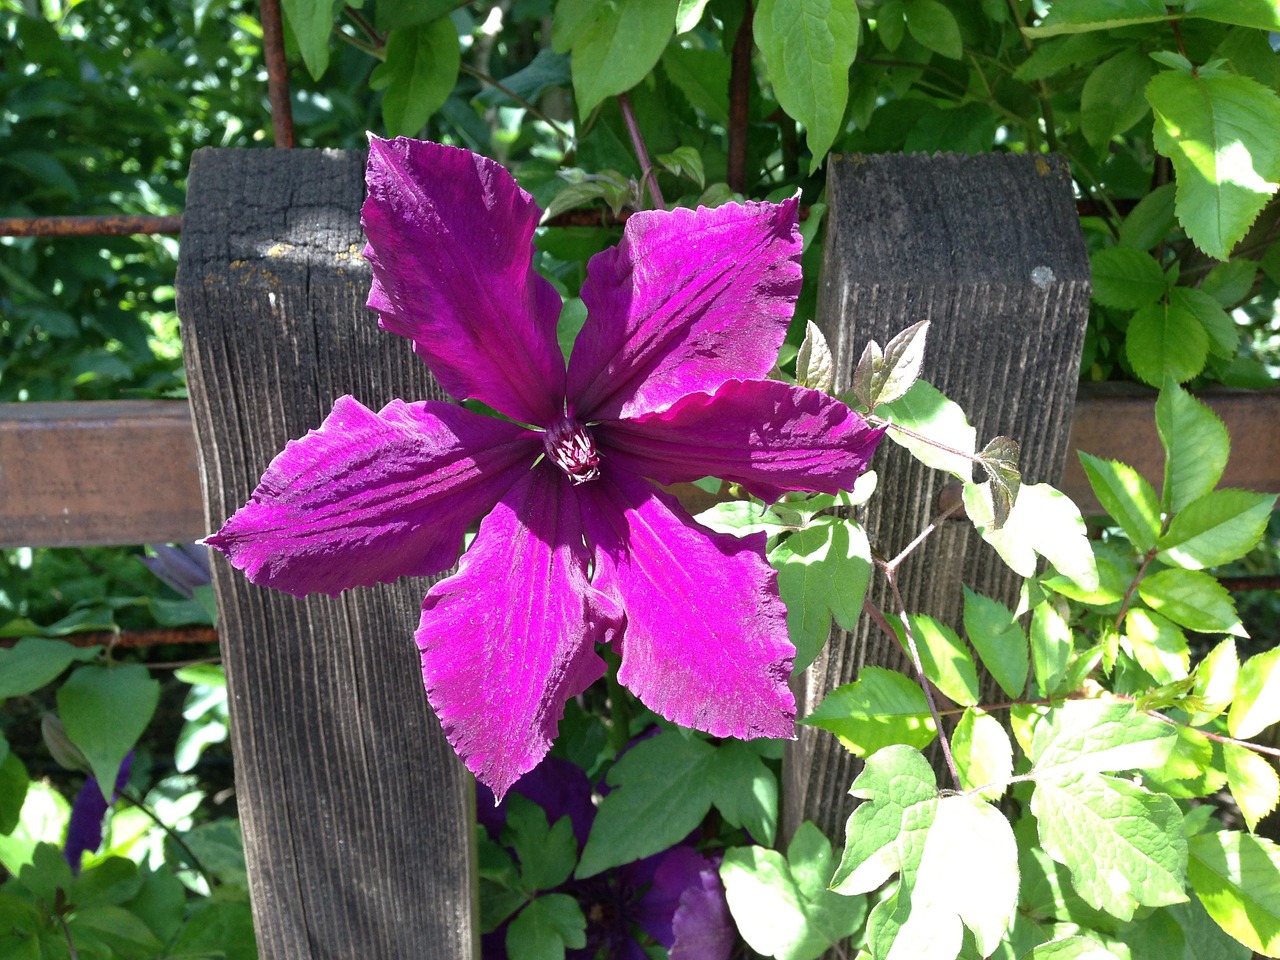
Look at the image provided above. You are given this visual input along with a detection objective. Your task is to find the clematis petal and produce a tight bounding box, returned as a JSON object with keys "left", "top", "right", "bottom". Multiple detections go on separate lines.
{"left": 633, "top": 846, "right": 715, "bottom": 947}
{"left": 668, "top": 862, "right": 735, "bottom": 960}
{"left": 363, "top": 136, "right": 566, "bottom": 424}
{"left": 417, "top": 465, "right": 614, "bottom": 800}
{"left": 580, "top": 469, "right": 796, "bottom": 740}
{"left": 207, "top": 396, "right": 539, "bottom": 596}
{"left": 566, "top": 198, "right": 802, "bottom": 421}
{"left": 602, "top": 378, "right": 885, "bottom": 502}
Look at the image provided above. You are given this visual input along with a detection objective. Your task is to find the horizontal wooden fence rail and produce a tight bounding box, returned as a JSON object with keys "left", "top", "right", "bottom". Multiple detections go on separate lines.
{"left": 2, "top": 386, "right": 1279, "bottom": 549}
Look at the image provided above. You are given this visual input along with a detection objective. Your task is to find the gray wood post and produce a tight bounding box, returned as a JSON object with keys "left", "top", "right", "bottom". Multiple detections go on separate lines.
{"left": 176, "top": 148, "right": 476, "bottom": 959}
{"left": 784, "top": 153, "right": 1091, "bottom": 842}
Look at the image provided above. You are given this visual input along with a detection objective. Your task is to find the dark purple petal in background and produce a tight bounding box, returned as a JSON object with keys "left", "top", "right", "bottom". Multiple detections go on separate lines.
{"left": 567, "top": 197, "right": 802, "bottom": 422}
{"left": 669, "top": 859, "right": 735, "bottom": 960}
{"left": 64, "top": 751, "right": 133, "bottom": 874}
{"left": 602, "top": 378, "right": 885, "bottom": 503}
{"left": 363, "top": 136, "right": 567, "bottom": 425}
{"left": 207, "top": 396, "right": 538, "bottom": 597}
{"left": 140, "top": 543, "right": 211, "bottom": 598}
{"left": 476, "top": 757, "right": 595, "bottom": 849}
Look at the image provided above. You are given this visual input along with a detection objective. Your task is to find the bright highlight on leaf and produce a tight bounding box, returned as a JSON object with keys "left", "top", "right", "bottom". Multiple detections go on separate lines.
{"left": 1188, "top": 830, "right": 1280, "bottom": 956}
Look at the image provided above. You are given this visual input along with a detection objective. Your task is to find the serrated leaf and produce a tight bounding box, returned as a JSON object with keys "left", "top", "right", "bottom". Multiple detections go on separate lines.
{"left": 796, "top": 321, "right": 836, "bottom": 394}
{"left": 1223, "top": 743, "right": 1280, "bottom": 832}
{"left": 1021, "top": 0, "right": 1169, "bottom": 37}
{"left": 1172, "top": 286, "right": 1240, "bottom": 358}
{"left": 661, "top": 45, "right": 731, "bottom": 125}
{"left": 1156, "top": 380, "right": 1231, "bottom": 513}
{"left": 1188, "top": 830, "right": 1280, "bottom": 955}
{"left": 755, "top": 0, "right": 860, "bottom": 173}
{"left": 1228, "top": 646, "right": 1280, "bottom": 739}
{"left": 1156, "top": 489, "right": 1277, "bottom": 569}
{"left": 1031, "top": 700, "right": 1176, "bottom": 777}
{"left": 1031, "top": 773, "right": 1188, "bottom": 921}
{"left": 1139, "top": 568, "right": 1246, "bottom": 638}
{"left": 952, "top": 709, "right": 1013, "bottom": 800}
{"left": 1081, "top": 48, "right": 1156, "bottom": 147}
{"left": 877, "top": 380, "right": 977, "bottom": 480}
{"left": 709, "top": 740, "right": 778, "bottom": 846}
{"left": 0, "top": 638, "right": 98, "bottom": 700}
{"left": 769, "top": 517, "right": 872, "bottom": 671}
{"left": 1030, "top": 600, "right": 1074, "bottom": 698}
{"left": 1023, "top": 936, "right": 1123, "bottom": 959}
{"left": 57, "top": 665, "right": 158, "bottom": 804}
{"left": 801, "top": 667, "right": 937, "bottom": 756}
{"left": 281, "top": 0, "right": 340, "bottom": 79}
{"left": 372, "top": 18, "right": 460, "bottom": 136}
{"left": 899, "top": 614, "right": 980, "bottom": 707}
{"left": 1124, "top": 608, "right": 1190, "bottom": 683}
{"left": 1090, "top": 247, "right": 1166, "bottom": 309}
{"left": 1184, "top": 0, "right": 1280, "bottom": 37}
{"left": 1119, "top": 182, "right": 1177, "bottom": 251}
{"left": 1189, "top": 638, "right": 1238, "bottom": 726}
{"left": 722, "top": 823, "right": 867, "bottom": 960}
{"left": 904, "top": 0, "right": 963, "bottom": 59}
{"left": 656, "top": 145, "right": 705, "bottom": 188}
{"left": 1147, "top": 69, "right": 1280, "bottom": 260}
{"left": 1078, "top": 453, "right": 1161, "bottom": 553}
{"left": 568, "top": 0, "right": 679, "bottom": 117}
{"left": 576, "top": 731, "right": 715, "bottom": 877}
{"left": 1125, "top": 298, "right": 1211, "bottom": 386}
{"left": 965, "top": 482, "right": 1099, "bottom": 591}
{"left": 507, "top": 893, "right": 587, "bottom": 960}
{"left": 963, "top": 587, "right": 1029, "bottom": 699}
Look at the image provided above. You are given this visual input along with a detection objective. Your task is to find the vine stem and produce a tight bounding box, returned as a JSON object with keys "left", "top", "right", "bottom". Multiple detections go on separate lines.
{"left": 618, "top": 92, "right": 665, "bottom": 210}
{"left": 118, "top": 788, "right": 215, "bottom": 888}
{"left": 867, "top": 417, "right": 983, "bottom": 466}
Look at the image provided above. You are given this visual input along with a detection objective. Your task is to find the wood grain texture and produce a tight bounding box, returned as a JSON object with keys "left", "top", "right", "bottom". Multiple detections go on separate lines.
{"left": 784, "top": 153, "right": 1092, "bottom": 846}
{"left": 175, "top": 148, "right": 476, "bottom": 959}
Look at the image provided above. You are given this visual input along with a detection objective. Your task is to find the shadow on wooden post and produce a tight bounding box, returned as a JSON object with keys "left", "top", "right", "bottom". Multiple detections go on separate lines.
{"left": 784, "top": 154, "right": 1091, "bottom": 847}
{"left": 176, "top": 148, "right": 477, "bottom": 959}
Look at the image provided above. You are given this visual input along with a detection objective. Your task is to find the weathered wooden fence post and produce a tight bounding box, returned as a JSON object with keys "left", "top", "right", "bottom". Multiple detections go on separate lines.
{"left": 784, "top": 153, "right": 1091, "bottom": 842}
{"left": 176, "top": 148, "right": 476, "bottom": 959}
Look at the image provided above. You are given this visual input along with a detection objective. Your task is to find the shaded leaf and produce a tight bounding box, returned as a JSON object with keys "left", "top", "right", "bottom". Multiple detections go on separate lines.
{"left": 963, "top": 587, "right": 1028, "bottom": 699}
{"left": 1188, "top": 830, "right": 1280, "bottom": 956}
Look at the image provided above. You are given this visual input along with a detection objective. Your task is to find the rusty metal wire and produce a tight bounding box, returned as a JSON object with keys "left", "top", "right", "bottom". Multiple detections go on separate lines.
{"left": 0, "top": 215, "right": 182, "bottom": 237}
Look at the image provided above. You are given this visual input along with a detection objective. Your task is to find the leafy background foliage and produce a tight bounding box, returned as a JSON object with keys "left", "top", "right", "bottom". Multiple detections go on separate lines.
{"left": 3, "top": 0, "right": 1279, "bottom": 957}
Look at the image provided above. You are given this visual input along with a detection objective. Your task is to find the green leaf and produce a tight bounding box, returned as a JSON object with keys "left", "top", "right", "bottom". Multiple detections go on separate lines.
{"left": 1081, "top": 48, "right": 1156, "bottom": 147}
{"left": 952, "top": 708, "right": 1013, "bottom": 800}
{"left": 801, "top": 666, "right": 937, "bottom": 756}
{"left": 1189, "top": 638, "right": 1238, "bottom": 726}
{"left": 1147, "top": 70, "right": 1280, "bottom": 260}
{"left": 722, "top": 823, "right": 867, "bottom": 960}
{"left": 656, "top": 145, "right": 705, "bottom": 188}
{"left": 877, "top": 380, "right": 977, "bottom": 480}
{"left": 661, "top": 45, "right": 730, "bottom": 125}
{"left": 170, "top": 898, "right": 257, "bottom": 956}
{"left": 69, "top": 904, "right": 164, "bottom": 957}
{"left": 796, "top": 321, "right": 835, "bottom": 394}
{"left": 371, "top": 18, "right": 460, "bottom": 137}
{"left": 57, "top": 664, "right": 158, "bottom": 804}
{"left": 965, "top": 482, "right": 1099, "bottom": 592}
{"left": 1223, "top": 743, "right": 1279, "bottom": 832}
{"left": 755, "top": 0, "right": 860, "bottom": 173}
{"left": 696, "top": 500, "right": 794, "bottom": 538}
{"left": 1124, "top": 608, "right": 1190, "bottom": 683}
{"left": 0, "top": 753, "right": 30, "bottom": 836}
{"left": 1228, "top": 646, "right": 1280, "bottom": 739}
{"left": 905, "top": 0, "right": 963, "bottom": 59}
{"left": 962, "top": 587, "right": 1029, "bottom": 700}
{"left": 567, "top": 0, "right": 679, "bottom": 117}
{"left": 1021, "top": 0, "right": 1169, "bottom": 37}
{"left": 0, "top": 637, "right": 98, "bottom": 700}
{"left": 1184, "top": 0, "right": 1280, "bottom": 31}
{"left": 1125, "top": 298, "right": 1211, "bottom": 386}
{"left": 1031, "top": 773, "right": 1188, "bottom": 921}
{"left": 281, "top": 0, "right": 340, "bottom": 79}
{"left": 1023, "top": 937, "right": 1123, "bottom": 959}
{"left": 1139, "top": 568, "right": 1246, "bottom": 638}
{"left": 709, "top": 740, "right": 779, "bottom": 846}
{"left": 1156, "top": 380, "right": 1230, "bottom": 513}
{"left": 1030, "top": 601, "right": 1074, "bottom": 698}
{"left": 1078, "top": 454, "right": 1161, "bottom": 553}
{"left": 505, "top": 796, "right": 578, "bottom": 892}
{"left": 769, "top": 517, "right": 872, "bottom": 672}
{"left": 1188, "top": 830, "right": 1280, "bottom": 955}
{"left": 180, "top": 819, "right": 248, "bottom": 889}
{"left": 577, "top": 731, "right": 715, "bottom": 877}
{"left": 507, "top": 893, "right": 587, "bottom": 960}
{"left": 375, "top": 0, "right": 457, "bottom": 30}
{"left": 675, "top": 0, "right": 711, "bottom": 32}
{"left": 900, "top": 613, "right": 980, "bottom": 707}
{"left": 1031, "top": 700, "right": 1177, "bottom": 777}
{"left": 1156, "top": 489, "right": 1277, "bottom": 570}
{"left": 1119, "top": 183, "right": 1177, "bottom": 251}
{"left": 1172, "top": 286, "right": 1240, "bottom": 358}
{"left": 853, "top": 319, "right": 930, "bottom": 410}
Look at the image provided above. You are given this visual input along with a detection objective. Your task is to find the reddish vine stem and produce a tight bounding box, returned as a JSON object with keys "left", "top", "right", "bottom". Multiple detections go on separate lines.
{"left": 259, "top": 0, "right": 295, "bottom": 148}
{"left": 618, "top": 92, "right": 664, "bottom": 210}
{"left": 727, "top": 0, "right": 754, "bottom": 193}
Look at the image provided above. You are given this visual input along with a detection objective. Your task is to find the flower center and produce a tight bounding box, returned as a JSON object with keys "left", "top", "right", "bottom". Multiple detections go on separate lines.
{"left": 543, "top": 416, "right": 600, "bottom": 484}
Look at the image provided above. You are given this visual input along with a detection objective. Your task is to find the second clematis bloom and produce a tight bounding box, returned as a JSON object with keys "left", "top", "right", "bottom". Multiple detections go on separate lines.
{"left": 207, "top": 136, "right": 883, "bottom": 799}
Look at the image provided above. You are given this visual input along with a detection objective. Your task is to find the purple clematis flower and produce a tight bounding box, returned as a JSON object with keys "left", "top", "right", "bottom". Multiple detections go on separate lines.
{"left": 207, "top": 136, "right": 883, "bottom": 799}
